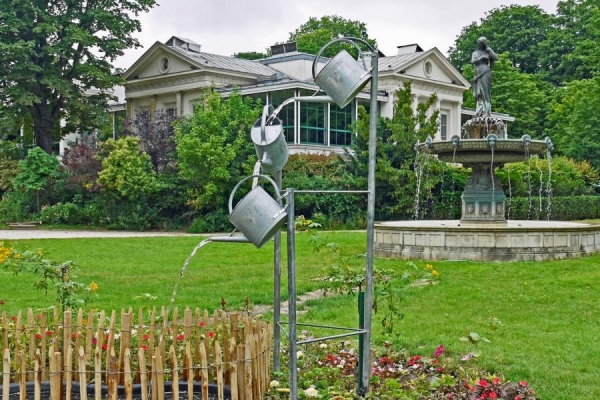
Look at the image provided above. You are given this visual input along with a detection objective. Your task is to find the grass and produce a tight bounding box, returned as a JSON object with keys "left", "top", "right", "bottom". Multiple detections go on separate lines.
{"left": 1, "top": 232, "right": 599, "bottom": 399}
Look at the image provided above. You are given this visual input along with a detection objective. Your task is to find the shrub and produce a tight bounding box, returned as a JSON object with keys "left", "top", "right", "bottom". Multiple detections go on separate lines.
{"left": 39, "top": 202, "right": 83, "bottom": 225}
{"left": 188, "top": 210, "right": 232, "bottom": 233}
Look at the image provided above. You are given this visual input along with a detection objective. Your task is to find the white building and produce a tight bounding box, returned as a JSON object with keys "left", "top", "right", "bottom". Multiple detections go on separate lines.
{"left": 120, "top": 37, "right": 513, "bottom": 154}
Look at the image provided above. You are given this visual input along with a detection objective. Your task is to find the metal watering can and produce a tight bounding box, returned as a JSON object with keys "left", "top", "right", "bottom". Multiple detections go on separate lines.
{"left": 228, "top": 174, "right": 287, "bottom": 249}
{"left": 313, "top": 49, "right": 372, "bottom": 108}
{"left": 251, "top": 105, "right": 289, "bottom": 173}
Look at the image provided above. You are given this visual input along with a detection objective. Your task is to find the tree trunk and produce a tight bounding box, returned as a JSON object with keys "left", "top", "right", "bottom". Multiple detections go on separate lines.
{"left": 31, "top": 104, "right": 56, "bottom": 155}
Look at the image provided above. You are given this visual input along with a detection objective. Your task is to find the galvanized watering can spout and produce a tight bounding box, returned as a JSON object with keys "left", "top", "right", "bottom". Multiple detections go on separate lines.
{"left": 228, "top": 174, "right": 287, "bottom": 249}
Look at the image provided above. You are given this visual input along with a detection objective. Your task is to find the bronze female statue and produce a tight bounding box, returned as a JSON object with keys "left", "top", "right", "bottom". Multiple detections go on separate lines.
{"left": 471, "top": 37, "right": 498, "bottom": 117}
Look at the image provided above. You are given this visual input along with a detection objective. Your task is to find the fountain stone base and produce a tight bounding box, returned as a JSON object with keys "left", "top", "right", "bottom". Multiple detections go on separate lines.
{"left": 460, "top": 164, "right": 506, "bottom": 224}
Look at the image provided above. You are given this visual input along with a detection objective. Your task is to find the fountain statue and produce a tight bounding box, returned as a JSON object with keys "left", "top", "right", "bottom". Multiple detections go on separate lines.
{"left": 373, "top": 39, "right": 600, "bottom": 261}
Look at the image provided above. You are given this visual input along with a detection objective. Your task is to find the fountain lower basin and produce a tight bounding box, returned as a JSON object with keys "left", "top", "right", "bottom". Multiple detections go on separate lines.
{"left": 374, "top": 220, "right": 600, "bottom": 261}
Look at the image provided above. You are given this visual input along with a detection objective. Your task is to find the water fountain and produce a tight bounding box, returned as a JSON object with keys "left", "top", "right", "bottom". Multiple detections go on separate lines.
{"left": 374, "top": 38, "right": 600, "bottom": 261}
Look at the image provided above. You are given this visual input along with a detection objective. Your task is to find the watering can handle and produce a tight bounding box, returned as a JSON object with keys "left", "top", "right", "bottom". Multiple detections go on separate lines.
{"left": 228, "top": 174, "right": 283, "bottom": 215}
{"left": 260, "top": 105, "right": 275, "bottom": 143}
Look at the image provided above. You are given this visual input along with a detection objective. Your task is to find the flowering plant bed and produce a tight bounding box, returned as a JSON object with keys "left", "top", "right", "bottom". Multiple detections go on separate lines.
{"left": 1, "top": 307, "right": 271, "bottom": 400}
{"left": 266, "top": 335, "right": 537, "bottom": 399}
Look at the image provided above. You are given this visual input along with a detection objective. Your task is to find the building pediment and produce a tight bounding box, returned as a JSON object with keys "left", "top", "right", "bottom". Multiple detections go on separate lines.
{"left": 379, "top": 48, "right": 470, "bottom": 90}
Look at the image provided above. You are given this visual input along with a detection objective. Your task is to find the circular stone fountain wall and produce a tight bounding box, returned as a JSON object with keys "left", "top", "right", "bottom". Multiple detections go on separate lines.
{"left": 374, "top": 220, "right": 600, "bottom": 261}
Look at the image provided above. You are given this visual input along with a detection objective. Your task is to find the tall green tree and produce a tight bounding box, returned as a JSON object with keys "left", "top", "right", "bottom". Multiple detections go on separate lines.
{"left": 538, "top": 0, "right": 600, "bottom": 84}
{"left": 288, "top": 15, "right": 377, "bottom": 58}
{"left": 0, "top": 0, "right": 156, "bottom": 154}
{"left": 448, "top": 5, "right": 553, "bottom": 74}
{"left": 349, "top": 82, "right": 440, "bottom": 220}
{"left": 174, "top": 90, "right": 261, "bottom": 213}
{"left": 546, "top": 76, "right": 600, "bottom": 169}
{"left": 12, "top": 147, "right": 63, "bottom": 212}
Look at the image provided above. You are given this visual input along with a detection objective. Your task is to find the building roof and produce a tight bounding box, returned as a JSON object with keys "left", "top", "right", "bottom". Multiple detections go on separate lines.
{"left": 168, "top": 45, "right": 278, "bottom": 77}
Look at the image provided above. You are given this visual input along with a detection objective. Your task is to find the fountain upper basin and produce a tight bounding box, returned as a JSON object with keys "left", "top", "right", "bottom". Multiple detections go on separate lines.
{"left": 374, "top": 220, "right": 600, "bottom": 261}
{"left": 418, "top": 138, "right": 550, "bottom": 164}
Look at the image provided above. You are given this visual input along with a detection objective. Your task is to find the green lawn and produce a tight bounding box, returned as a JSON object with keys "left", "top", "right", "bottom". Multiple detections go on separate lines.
{"left": 1, "top": 232, "right": 599, "bottom": 399}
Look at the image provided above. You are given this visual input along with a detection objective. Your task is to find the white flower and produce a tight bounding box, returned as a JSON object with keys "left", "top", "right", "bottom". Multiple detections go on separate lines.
{"left": 131, "top": 329, "right": 137, "bottom": 336}
{"left": 269, "top": 380, "right": 280, "bottom": 388}
{"left": 304, "top": 386, "right": 319, "bottom": 398}
{"left": 319, "top": 343, "right": 328, "bottom": 349}
{"left": 297, "top": 351, "right": 304, "bottom": 359}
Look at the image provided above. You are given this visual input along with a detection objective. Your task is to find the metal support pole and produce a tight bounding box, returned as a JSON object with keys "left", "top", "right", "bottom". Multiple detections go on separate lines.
{"left": 360, "top": 50, "right": 378, "bottom": 395}
{"left": 286, "top": 188, "right": 298, "bottom": 400}
{"left": 273, "top": 170, "right": 282, "bottom": 372}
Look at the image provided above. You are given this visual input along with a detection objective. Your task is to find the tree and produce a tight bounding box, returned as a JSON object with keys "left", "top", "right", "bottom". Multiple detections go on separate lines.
{"left": 174, "top": 90, "right": 261, "bottom": 213}
{"left": 448, "top": 5, "right": 554, "bottom": 74}
{"left": 0, "top": 0, "right": 157, "bottom": 154}
{"left": 349, "top": 82, "right": 441, "bottom": 220}
{"left": 288, "top": 15, "right": 377, "bottom": 58}
{"left": 233, "top": 51, "right": 268, "bottom": 60}
{"left": 12, "top": 147, "right": 63, "bottom": 212}
{"left": 122, "top": 109, "right": 179, "bottom": 174}
{"left": 546, "top": 76, "right": 600, "bottom": 169}
{"left": 97, "top": 136, "right": 158, "bottom": 199}
{"left": 538, "top": 0, "right": 600, "bottom": 84}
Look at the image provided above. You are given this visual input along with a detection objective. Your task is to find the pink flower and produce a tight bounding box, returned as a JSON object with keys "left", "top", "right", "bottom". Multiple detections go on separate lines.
{"left": 92, "top": 338, "right": 97, "bottom": 345}
{"left": 515, "top": 396, "right": 523, "bottom": 400}
{"left": 519, "top": 381, "right": 528, "bottom": 387}
{"left": 492, "top": 377, "right": 500, "bottom": 385}
{"left": 434, "top": 345, "right": 445, "bottom": 358}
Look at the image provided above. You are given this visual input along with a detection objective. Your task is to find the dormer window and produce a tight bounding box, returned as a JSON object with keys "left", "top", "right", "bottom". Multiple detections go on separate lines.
{"left": 159, "top": 56, "right": 171, "bottom": 74}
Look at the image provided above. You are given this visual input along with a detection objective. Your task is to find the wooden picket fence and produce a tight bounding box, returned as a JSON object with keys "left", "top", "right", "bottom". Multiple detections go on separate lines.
{"left": 1, "top": 307, "right": 271, "bottom": 400}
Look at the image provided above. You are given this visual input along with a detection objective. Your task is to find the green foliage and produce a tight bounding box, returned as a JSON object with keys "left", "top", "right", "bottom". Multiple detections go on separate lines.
{"left": 448, "top": 5, "right": 553, "bottom": 74}
{"left": 232, "top": 51, "right": 267, "bottom": 60}
{"left": 188, "top": 210, "right": 231, "bottom": 233}
{"left": 97, "top": 136, "right": 158, "bottom": 199}
{"left": 174, "top": 90, "right": 260, "bottom": 213}
{"left": 349, "top": 82, "right": 440, "bottom": 220}
{"left": 39, "top": 202, "right": 83, "bottom": 225}
{"left": 282, "top": 154, "right": 366, "bottom": 228}
{"left": 546, "top": 76, "right": 600, "bottom": 168}
{"left": 12, "top": 147, "right": 63, "bottom": 213}
{"left": 0, "top": 0, "right": 157, "bottom": 153}
{"left": 13, "top": 147, "right": 62, "bottom": 192}
{"left": 0, "top": 243, "right": 94, "bottom": 312}
{"left": 288, "top": 15, "right": 377, "bottom": 58}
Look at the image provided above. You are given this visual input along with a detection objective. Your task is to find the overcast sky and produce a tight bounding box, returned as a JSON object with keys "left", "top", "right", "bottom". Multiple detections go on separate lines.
{"left": 115, "top": 0, "right": 560, "bottom": 69}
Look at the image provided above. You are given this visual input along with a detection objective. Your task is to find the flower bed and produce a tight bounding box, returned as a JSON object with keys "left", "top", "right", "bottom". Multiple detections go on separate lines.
{"left": 1, "top": 307, "right": 271, "bottom": 400}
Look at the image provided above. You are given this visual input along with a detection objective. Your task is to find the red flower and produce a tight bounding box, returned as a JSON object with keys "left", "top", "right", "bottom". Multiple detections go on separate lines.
{"left": 199, "top": 322, "right": 204, "bottom": 327}
{"left": 519, "top": 381, "right": 528, "bottom": 387}
{"left": 208, "top": 331, "right": 214, "bottom": 338}
{"left": 177, "top": 334, "right": 184, "bottom": 340}
{"left": 143, "top": 334, "right": 149, "bottom": 340}
{"left": 515, "top": 396, "right": 523, "bottom": 400}
{"left": 102, "top": 344, "right": 108, "bottom": 350}
{"left": 326, "top": 354, "right": 334, "bottom": 362}
{"left": 72, "top": 333, "right": 78, "bottom": 339}
{"left": 379, "top": 356, "right": 389, "bottom": 364}
{"left": 479, "top": 379, "right": 489, "bottom": 388}
{"left": 142, "top": 345, "right": 148, "bottom": 351}
{"left": 46, "top": 331, "right": 53, "bottom": 336}
{"left": 11, "top": 316, "right": 16, "bottom": 321}
{"left": 35, "top": 333, "right": 42, "bottom": 340}
{"left": 492, "top": 377, "right": 501, "bottom": 385}
{"left": 489, "top": 392, "right": 497, "bottom": 399}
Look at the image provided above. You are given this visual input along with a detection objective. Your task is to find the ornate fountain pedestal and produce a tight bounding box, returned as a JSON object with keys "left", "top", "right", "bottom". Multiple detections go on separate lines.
{"left": 461, "top": 164, "right": 506, "bottom": 224}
